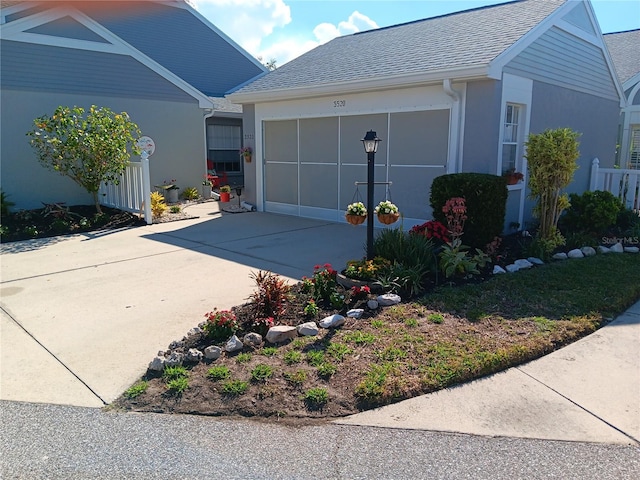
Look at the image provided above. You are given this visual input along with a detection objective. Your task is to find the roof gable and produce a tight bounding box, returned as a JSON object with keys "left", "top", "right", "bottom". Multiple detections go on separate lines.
{"left": 604, "top": 29, "right": 640, "bottom": 86}
{"left": 25, "top": 15, "right": 110, "bottom": 43}
{"left": 230, "top": 0, "right": 568, "bottom": 102}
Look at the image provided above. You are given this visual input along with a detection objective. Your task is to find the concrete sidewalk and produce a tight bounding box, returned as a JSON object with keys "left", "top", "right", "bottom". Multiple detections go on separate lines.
{"left": 1, "top": 201, "right": 638, "bottom": 445}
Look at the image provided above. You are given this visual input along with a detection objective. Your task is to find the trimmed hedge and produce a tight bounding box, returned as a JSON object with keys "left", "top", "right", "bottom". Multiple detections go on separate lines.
{"left": 430, "top": 173, "right": 508, "bottom": 248}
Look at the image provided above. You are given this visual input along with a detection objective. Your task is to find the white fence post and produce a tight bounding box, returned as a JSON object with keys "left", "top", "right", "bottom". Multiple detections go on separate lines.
{"left": 141, "top": 151, "right": 152, "bottom": 224}
{"left": 590, "top": 157, "right": 600, "bottom": 191}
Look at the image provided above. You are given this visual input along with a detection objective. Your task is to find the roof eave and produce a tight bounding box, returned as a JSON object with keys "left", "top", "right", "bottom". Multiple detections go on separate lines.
{"left": 227, "top": 65, "right": 491, "bottom": 104}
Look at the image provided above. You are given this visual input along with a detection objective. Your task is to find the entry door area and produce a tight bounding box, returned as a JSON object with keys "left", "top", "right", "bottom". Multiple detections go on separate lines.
{"left": 263, "top": 110, "right": 450, "bottom": 223}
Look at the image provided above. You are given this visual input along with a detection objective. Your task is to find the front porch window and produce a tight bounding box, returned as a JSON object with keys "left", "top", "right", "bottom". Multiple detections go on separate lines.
{"left": 630, "top": 125, "right": 640, "bottom": 169}
{"left": 207, "top": 124, "right": 242, "bottom": 174}
{"left": 502, "top": 103, "right": 521, "bottom": 174}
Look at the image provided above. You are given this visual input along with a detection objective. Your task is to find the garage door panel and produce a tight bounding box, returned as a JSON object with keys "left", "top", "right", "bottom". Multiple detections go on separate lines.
{"left": 264, "top": 120, "right": 297, "bottom": 163}
{"left": 339, "top": 114, "right": 389, "bottom": 166}
{"left": 265, "top": 163, "right": 298, "bottom": 204}
{"left": 389, "top": 165, "right": 447, "bottom": 220}
{"left": 300, "top": 118, "right": 338, "bottom": 164}
{"left": 300, "top": 164, "right": 338, "bottom": 209}
{"left": 389, "top": 110, "right": 450, "bottom": 166}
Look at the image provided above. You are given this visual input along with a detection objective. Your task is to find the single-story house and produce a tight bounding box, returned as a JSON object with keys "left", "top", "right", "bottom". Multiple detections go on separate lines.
{"left": 229, "top": 0, "right": 623, "bottom": 231}
{"left": 1, "top": 0, "right": 265, "bottom": 210}
{"left": 604, "top": 29, "right": 640, "bottom": 169}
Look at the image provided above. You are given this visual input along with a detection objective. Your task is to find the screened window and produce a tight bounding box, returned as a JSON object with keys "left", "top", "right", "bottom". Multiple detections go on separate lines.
{"left": 630, "top": 126, "right": 640, "bottom": 169}
{"left": 207, "top": 124, "right": 241, "bottom": 173}
{"left": 502, "top": 104, "right": 521, "bottom": 174}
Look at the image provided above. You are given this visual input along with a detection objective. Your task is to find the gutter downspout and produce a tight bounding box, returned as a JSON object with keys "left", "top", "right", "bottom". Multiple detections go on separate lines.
{"left": 443, "top": 79, "right": 463, "bottom": 174}
{"left": 203, "top": 107, "right": 215, "bottom": 185}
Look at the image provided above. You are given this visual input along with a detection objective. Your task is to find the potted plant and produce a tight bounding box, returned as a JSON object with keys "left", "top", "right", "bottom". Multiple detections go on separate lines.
{"left": 158, "top": 179, "right": 180, "bottom": 203}
{"left": 345, "top": 201, "right": 367, "bottom": 225}
{"left": 504, "top": 168, "right": 524, "bottom": 185}
{"left": 240, "top": 146, "right": 252, "bottom": 163}
{"left": 375, "top": 200, "right": 399, "bottom": 224}
{"left": 202, "top": 174, "right": 215, "bottom": 199}
{"left": 219, "top": 184, "right": 232, "bottom": 202}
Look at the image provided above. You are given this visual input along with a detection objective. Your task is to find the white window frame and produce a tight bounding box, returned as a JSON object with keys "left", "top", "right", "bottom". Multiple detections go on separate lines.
{"left": 630, "top": 125, "right": 640, "bottom": 169}
{"left": 501, "top": 103, "right": 522, "bottom": 175}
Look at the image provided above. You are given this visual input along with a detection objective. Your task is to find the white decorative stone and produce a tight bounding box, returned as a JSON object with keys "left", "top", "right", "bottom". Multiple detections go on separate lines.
{"left": 527, "top": 257, "right": 545, "bottom": 265}
{"left": 581, "top": 246, "right": 596, "bottom": 257}
{"left": 185, "top": 348, "right": 203, "bottom": 362}
{"left": 347, "top": 308, "right": 364, "bottom": 319}
{"left": 204, "top": 345, "right": 222, "bottom": 360}
{"left": 552, "top": 252, "right": 568, "bottom": 260}
{"left": 568, "top": 249, "right": 584, "bottom": 259}
{"left": 148, "top": 356, "right": 165, "bottom": 372}
{"left": 367, "top": 300, "right": 379, "bottom": 310}
{"left": 224, "top": 335, "right": 243, "bottom": 353}
{"left": 505, "top": 264, "right": 520, "bottom": 273}
{"left": 164, "top": 351, "right": 184, "bottom": 367}
{"left": 610, "top": 243, "right": 624, "bottom": 253}
{"left": 319, "top": 314, "right": 346, "bottom": 329}
{"left": 514, "top": 259, "right": 534, "bottom": 269}
{"left": 186, "top": 327, "right": 203, "bottom": 337}
{"left": 266, "top": 325, "right": 298, "bottom": 344}
{"left": 297, "top": 322, "right": 319, "bottom": 336}
{"left": 624, "top": 246, "right": 639, "bottom": 253}
{"left": 598, "top": 245, "right": 611, "bottom": 254}
{"left": 243, "top": 332, "right": 263, "bottom": 347}
{"left": 492, "top": 265, "right": 506, "bottom": 274}
{"left": 377, "top": 294, "right": 401, "bottom": 306}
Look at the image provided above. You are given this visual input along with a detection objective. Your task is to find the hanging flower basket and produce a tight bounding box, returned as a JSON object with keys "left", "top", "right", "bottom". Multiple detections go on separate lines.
{"left": 345, "top": 213, "right": 367, "bottom": 225}
{"left": 377, "top": 212, "right": 400, "bottom": 225}
{"left": 374, "top": 200, "right": 399, "bottom": 225}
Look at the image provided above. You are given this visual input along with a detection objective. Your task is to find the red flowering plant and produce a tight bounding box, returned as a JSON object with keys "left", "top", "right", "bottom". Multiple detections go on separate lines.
{"left": 409, "top": 220, "right": 450, "bottom": 244}
{"left": 253, "top": 316, "right": 274, "bottom": 336}
{"left": 442, "top": 197, "right": 468, "bottom": 241}
{"left": 203, "top": 308, "right": 239, "bottom": 341}
{"left": 311, "top": 263, "right": 338, "bottom": 304}
{"left": 350, "top": 285, "right": 371, "bottom": 302}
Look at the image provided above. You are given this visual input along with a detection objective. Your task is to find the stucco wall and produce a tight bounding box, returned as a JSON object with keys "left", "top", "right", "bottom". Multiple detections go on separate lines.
{"left": 1, "top": 89, "right": 206, "bottom": 210}
{"left": 461, "top": 80, "right": 502, "bottom": 173}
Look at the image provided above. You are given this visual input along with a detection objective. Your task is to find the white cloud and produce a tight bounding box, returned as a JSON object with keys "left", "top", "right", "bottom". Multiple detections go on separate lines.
{"left": 190, "top": 2, "right": 378, "bottom": 66}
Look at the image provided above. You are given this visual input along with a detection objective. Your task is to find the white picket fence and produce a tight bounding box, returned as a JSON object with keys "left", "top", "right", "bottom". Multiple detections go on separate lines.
{"left": 590, "top": 158, "right": 640, "bottom": 211}
{"left": 98, "top": 152, "right": 152, "bottom": 224}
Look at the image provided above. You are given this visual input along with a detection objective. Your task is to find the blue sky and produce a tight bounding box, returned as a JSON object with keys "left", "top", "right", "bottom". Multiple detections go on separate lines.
{"left": 190, "top": 0, "right": 640, "bottom": 65}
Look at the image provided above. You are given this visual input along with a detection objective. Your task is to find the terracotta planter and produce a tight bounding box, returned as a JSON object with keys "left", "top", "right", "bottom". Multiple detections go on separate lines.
{"left": 220, "top": 191, "right": 231, "bottom": 202}
{"left": 506, "top": 175, "right": 519, "bottom": 185}
{"left": 377, "top": 212, "right": 399, "bottom": 225}
{"left": 244, "top": 155, "right": 252, "bottom": 163}
{"left": 345, "top": 213, "right": 366, "bottom": 225}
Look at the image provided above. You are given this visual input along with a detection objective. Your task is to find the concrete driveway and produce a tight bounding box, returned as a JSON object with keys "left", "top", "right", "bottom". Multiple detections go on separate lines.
{"left": 0, "top": 202, "right": 365, "bottom": 407}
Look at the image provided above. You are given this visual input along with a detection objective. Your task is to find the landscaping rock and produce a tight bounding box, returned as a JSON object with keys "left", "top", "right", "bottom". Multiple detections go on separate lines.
{"left": 514, "top": 259, "right": 534, "bottom": 269}
{"left": 527, "top": 257, "right": 544, "bottom": 265}
{"left": 367, "top": 300, "right": 379, "bottom": 310}
{"left": 347, "top": 308, "right": 364, "bottom": 319}
{"left": 186, "top": 327, "right": 203, "bottom": 338}
{"left": 319, "top": 314, "right": 346, "bottom": 329}
{"left": 610, "top": 243, "right": 624, "bottom": 253}
{"left": 224, "top": 335, "right": 243, "bottom": 353}
{"left": 567, "top": 249, "right": 584, "bottom": 259}
{"left": 506, "top": 264, "right": 520, "bottom": 273}
{"left": 297, "top": 322, "right": 319, "bottom": 336}
{"left": 148, "top": 356, "right": 165, "bottom": 372}
{"left": 168, "top": 340, "right": 184, "bottom": 350}
{"left": 204, "top": 345, "right": 222, "bottom": 360}
{"left": 164, "top": 351, "right": 184, "bottom": 367}
{"left": 598, "top": 245, "right": 611, "bottom": 254}
{"left": 581, "top": 246, "right": 596, "bottom": 257}
{"left": 377, "top": 294, "right": 401, "bottom": 306}
{"left": 624, "top": 246, "right": 639, "bottom": 253}
{"left": 552, "top": 252, "right": 568, "bottom": 260}
{"left": 243, "top": 332, "right": 263, "bottom": 347}
{"left": 185, "top": 348, "right": 203, "bottom": 363}
{"left": 493, "top": 265, "right": 506, "bottom": 274}
{"left": 266, "top": 325, "right": 298, "bottom": 344}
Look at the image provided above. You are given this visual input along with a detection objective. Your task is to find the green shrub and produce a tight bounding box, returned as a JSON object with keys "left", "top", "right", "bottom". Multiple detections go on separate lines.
{"left": 166, "top": 377, "right": 189, "bottom": 394}
{"left": 561, "top": 190, "right": 623, "bottom": 235}
{"left": 222, "top": 379, "right": 248, "bottom": 396}
{"left": 317, "top": 362, "right": 337, "bottom": 378}
{"left": 150, "top": 191, "right": 167, "bottom": 218}
{"left": 206, "top": 366, "right": 231, "bottom": 381}
{"left": 0, "top": 190, "right": 15, "bottom": 216}
{"left": 251, "top": 364, "right": 274, "bottom": 382}
{"left": 303, "top": 387, "right": 328, "bottom": 407}
{"left": 169, "top": 205, "right": 181, "bottom": 214}
{"left": 284, "top": 370, "right": 307, "bottom": 385}
{"left": 182, "top": 186, "right": 199, "bottom": 200}
{"left": 284, "top": 350, "right": 302, "bottom": 365}
{"left": 430, "top": 173, "right": 508, "bottom": 248}
{"left": 306, "top": 350, "right": 325, "bottom": 367}
{"left": 373, "top": 229, "right": 436, "bottom": 274}
{"left": 124, "top": 380, "right": 148, "bottom": 399}
{"left": 162, "top": 365, "right": 189, "bottom": 382}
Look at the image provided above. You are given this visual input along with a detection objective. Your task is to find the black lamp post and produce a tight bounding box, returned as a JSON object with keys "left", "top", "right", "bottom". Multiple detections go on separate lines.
{"left": 362, "top": 130, "right": 381, "bottom": 260}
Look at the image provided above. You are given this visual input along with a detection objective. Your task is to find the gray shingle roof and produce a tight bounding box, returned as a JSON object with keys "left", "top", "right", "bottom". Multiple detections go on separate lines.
{"left": 604, "top": 29, "right": 640, "bottom": 85}
{"left": 231, "top": 0, "right": 566, "bottom": 98}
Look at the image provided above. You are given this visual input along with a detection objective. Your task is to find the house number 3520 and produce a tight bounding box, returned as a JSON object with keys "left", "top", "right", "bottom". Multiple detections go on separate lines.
{"left": 333, "top": 100, "right": 346, "bottom": 108}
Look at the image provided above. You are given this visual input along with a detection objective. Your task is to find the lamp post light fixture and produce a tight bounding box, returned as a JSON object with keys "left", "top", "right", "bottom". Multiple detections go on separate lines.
{"left": 361, "top": 130, "right": 381, "bottom": 260}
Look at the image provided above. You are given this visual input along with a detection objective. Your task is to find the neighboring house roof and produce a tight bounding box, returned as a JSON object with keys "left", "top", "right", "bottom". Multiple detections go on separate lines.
{"left": 604, "top": 29, "right": 640, "bottom": 85}
{"left": 1, "top": 0, "right": 266, "bottom": 99}
{"left": 229, "top": 0, "right": 567, "bottom": 101}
